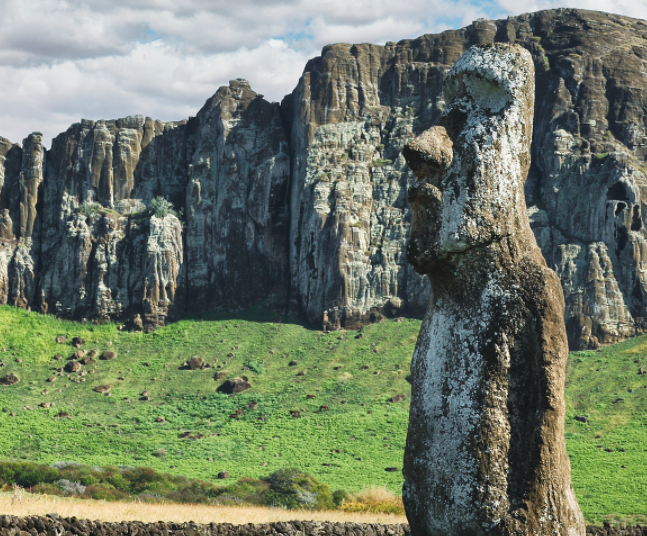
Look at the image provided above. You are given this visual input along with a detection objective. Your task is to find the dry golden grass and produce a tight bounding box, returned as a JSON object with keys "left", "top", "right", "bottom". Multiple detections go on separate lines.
{"left": 0, "top": 491, "right": 407, "bottom": 525}
{"left": 341, "top": 487, "right": 405, "bottom": 515}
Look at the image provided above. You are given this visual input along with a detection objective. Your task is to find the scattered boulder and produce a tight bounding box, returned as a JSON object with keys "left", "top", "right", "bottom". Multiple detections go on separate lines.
{"left": 55, "top": 412, "right": 71, "bottom": 419}
{"left": 133, "top": 314, "right": 143, "bottom": 331}
{"left": 46, "top": 376, "right": 56, "bottom": 383}
{"left": 178, "top": 431, "right": 192, "bottom": 438}
{"left": 214, "top": 371, "right": 229, "bottom": 380}
{"left": 227, "top": 352, "right": 235, "bottom": 358}
{"left": 139, "top": 395, "right": 150, "bottom": 401}
{"left": 40, "top": 402, "right": 53, "bottom": 408}
{"left": 73, "top": 350, "right": 86, "bottom": 360}
{"left": 80, "top": 355, "right": 96, "bottom": 366}
{"left": 288, "top": 360, "right": 298, "bottom": 366}
{"left": 388, "top": 394, "right": 407, "bottom": 403}
{"left": 359, "top": 365, "right": 369, "bottom": 370}
{"left": 53, "top": 354, "right": 62, "bottom": 360}
{"left": 217, "top": 377, "right": 251, "bottom": 394}
{"left": 72, "top": 337, "right": 86, "bottom": 348}
{"left": 385, "top": 467, "right": 399, "bottom": 472}
{"left": 87, "top": 350, "right": 99, "bottom": 358}
{"left": 94, "top": 385, "right": 111, "bottom": 394}
{"left": 189, "top": 356, "right": 203, "bottom": 370}
{"left": 64, "top": 361, "right": 81, "bottom": 373}
{"left": 0, "top": 373, "right": 20, "bottom": 386}
{"left": 55, "top": 335, "right": 68, "bottom": 344}
{"left": 574, "top": 415, "right": 588, "bottom": 423}
{"left": 102, "top": 351, "right": 116, "bottom": 361}
{"left": 217, "top": 471, "right": 229, "bottom": 480}
{"left": 155, "top": 416, "right": 166, "bottom": 423}
{"left": 296, "top": 371, "right": 306, "bottom": 377}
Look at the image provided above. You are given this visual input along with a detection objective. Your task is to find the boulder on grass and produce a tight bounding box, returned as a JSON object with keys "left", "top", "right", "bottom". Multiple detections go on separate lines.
{"left": 64, "top": 361, "right": 81, "bottom": 373}
{"left": 189, "top": 356, "right": 203, "bottom": 370}
{"left": 102, "top": 351, "right": 116, "bottom": 361}
{"left": 80, "top": 356, "right": 95, "bottom": 366}
{"left": 72, "top": 337, "right": 86, "bottom": 348}
{"left": 0, "top": 373, "right": 19, "bottom": 385}
{"left": 217, "top": 377, "right": 251, "bottom": 394}
{"left": 94, "top": 385, "right": 111, "bottom": 394}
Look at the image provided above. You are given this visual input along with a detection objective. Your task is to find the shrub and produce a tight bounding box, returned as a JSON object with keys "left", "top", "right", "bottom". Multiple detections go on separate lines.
{"left": 333, "top": 489, "right": 349, "bottom": 506}
{"left": 167, "top": 480, "right": 221, "bottom": 504}
{"left": 0, "top": 461, "right": 58, "bottom": 488}
{"left": 121, "top": 466, "right": 169, "bottom": 494}
{"left": 55, "top": 479, "right": 86, "bottom": 495}
{"left": 147, "top": 197, "right": 178, "bottom": 218}
{"left": 245, "top": 360, "right": 265, "bottom": 374}
{"left": 76, "top": 201, "right": 103, "bottom": 217}
{"left": 265, "top": 468, "right": 334, "bottom": 510}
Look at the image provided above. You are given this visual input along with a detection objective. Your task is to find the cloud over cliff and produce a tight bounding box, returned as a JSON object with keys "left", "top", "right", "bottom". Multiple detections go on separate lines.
{"left": 0, "top": 0, "right": 644, "bottom": 144}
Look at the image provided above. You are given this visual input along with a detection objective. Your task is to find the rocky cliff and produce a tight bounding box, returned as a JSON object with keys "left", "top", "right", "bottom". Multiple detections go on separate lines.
{"left": 2, "top": 8, "right": 647, "bottom": 349}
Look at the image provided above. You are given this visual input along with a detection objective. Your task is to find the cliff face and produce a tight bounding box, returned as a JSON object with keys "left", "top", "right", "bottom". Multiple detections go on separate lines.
{"left": 2, "top": 9, "right": 647, "bottom": 348}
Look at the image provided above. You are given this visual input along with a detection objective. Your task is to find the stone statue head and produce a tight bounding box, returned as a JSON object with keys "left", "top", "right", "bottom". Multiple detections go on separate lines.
{"left": 404, "top": 44, "right": 535, "bottom": 275}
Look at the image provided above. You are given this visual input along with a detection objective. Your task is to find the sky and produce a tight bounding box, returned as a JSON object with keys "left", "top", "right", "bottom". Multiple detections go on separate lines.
{"left": 0, "top": 0, "right": 646, "bottom": 145}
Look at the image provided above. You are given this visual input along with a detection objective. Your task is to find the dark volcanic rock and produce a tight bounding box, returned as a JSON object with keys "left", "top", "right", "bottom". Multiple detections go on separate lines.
{"left": 0, "top": 373, "right": 19, "bottom": 385}
{"left": 64, "top": 361, "right": 80, "bottom": 373}
{"left": 402, "top": 45, "right": 584, "bottom": 536}
{"left": 1, "top": 10, "right": 647, "bottom": 348}
{"left": 188, "top": 356, "right": 203, "bottom": 370}
{"left": 217, "top": 377, "right": 251, "bottom": 394}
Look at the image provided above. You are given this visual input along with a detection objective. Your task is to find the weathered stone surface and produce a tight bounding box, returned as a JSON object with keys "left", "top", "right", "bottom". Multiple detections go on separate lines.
{"left": 0, "top": 373, "right": 19, "bottom": 386}
{"left": 1, "top": 10, "right": 647, "bottom": 348}
{"left": 402, "top": 44, "right": 584, "bottom": 536}
{"left": 0, "top": 516, "right": 632, "bottom": 536}
{"left": 217, "top": 377, "right": 251, "bottom": 394}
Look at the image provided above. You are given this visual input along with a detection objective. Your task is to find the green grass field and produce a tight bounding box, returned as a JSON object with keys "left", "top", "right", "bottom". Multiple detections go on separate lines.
{"left": 1, "top": 303, "right": 647, "bottom": 523}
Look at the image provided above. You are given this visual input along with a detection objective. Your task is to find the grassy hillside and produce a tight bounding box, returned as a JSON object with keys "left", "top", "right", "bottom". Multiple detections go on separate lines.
{"left": 1, "top": 304, "right": 647, "bottom": 523}
{"left": 0, "top": 305, "right": 416, "bottom": 495}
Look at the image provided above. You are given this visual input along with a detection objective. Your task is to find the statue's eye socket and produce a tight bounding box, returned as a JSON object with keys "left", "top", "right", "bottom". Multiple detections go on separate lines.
{"left": 439, "top": 107, "right": 468, "bottom": 140}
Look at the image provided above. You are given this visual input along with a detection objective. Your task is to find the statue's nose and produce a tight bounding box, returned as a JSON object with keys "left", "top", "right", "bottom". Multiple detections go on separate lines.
{"left": 403, "top": 126, "right": 453, "bottom": 184}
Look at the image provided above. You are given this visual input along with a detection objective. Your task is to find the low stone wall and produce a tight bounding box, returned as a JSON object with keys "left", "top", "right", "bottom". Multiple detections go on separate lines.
{"left": 0, "top": 516, "right": 642, "bottom": 536}
{"left": 0, "top": 517, "right": 410, "bottom": 536}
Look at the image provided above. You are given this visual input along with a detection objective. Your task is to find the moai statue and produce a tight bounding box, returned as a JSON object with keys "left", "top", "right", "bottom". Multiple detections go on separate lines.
{"left": 402, "top": 44, "right": 585, "bottom": 536}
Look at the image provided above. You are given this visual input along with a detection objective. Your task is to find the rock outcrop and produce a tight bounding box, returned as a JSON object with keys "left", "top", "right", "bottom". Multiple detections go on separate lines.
{"left": 402, "top": 44, "right": 584, "bottom": 536}
{"left": 1, "top": 9, "right": 647, "bottom": 347}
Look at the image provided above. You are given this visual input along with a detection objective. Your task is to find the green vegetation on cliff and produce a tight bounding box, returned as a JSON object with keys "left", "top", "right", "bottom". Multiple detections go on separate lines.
{"left": 2, "top": 304, "right": 647, "bottom": 523}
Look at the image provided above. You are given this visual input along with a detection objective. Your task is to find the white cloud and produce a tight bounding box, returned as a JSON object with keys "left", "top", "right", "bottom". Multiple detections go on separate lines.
{"left": 0, "top": 0, "right": 644, "bottom": 145}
